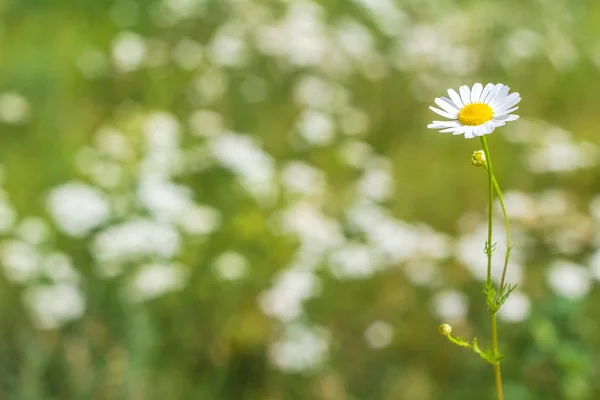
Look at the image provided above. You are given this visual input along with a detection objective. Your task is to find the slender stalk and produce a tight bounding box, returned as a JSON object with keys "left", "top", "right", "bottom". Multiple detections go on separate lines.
{"left": 491, "top": 314, "right": 504, "bottom": 400}
{"left": 479, "top": 137, "right": 494, "bottom": 284}
{"left": 492, "top": 175, "right": 511, "bottom": 292}
{"left": 479, "top": 136, "right": 504, "bottom": 400}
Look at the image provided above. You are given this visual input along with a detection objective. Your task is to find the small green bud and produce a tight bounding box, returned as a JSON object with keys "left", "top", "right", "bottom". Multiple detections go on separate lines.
{"left": 439, "top": 324, "right": 452, "bottom": 337}
{"left": 471, "top": 150, "right": 486, "bottom": 167}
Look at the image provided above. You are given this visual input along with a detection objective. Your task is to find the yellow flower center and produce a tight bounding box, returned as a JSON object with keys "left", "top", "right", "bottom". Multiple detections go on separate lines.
{"left": 458, "top": 103, "right": 493, "bottom": 126}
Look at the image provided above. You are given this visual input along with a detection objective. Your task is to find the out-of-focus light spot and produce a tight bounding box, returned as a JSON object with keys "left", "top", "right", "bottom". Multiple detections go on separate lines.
{"left": 112, "top": 32, "right": 147, "bottom": 72}
{"left": 172, "top": 37, "right": 204, "bottom": 70}
{"left": 189, "top": 109, "right": 224, "bottom": 137}
{"left": 269, "top": 323, "right": 329, "bottom": 372}
{"left": 547, "top": 259, "right": 591, "bottom": 299}
{"left": 296, "top": 109, "right": 335, "bottom": 146}
{"left": 47, "top": 182, "right": 111, "bottom": 238}
{"left": 24, "top": 284, "right": 85, "bottom": 329}
{"left": 212, "top": 251, "right": 249, "bottom": 281}
{"left": 432, "top": 290, "right": 469, "bottom": 321}
{"left": 0, "top": 93, "right": 29, "bottom": 124}
{"left": 15, "top": 217, "right": 51, "bottom": 245}
{"left": 76, "top": 49, "right": 109, "bottom": 79}
{"left": 364, "top": 320, "right": 394, "bottom": 349}
{"left": 498, "top": 291, "right": 531, "bottom": 323}
{"left": 329, "top": 243, "right": 379, "bottom": 280}
{"left": 1, "top": 240, "right": 42, "bottom": 283}
{"left": 127, "top": 262, "right": 188, "bottom": 302}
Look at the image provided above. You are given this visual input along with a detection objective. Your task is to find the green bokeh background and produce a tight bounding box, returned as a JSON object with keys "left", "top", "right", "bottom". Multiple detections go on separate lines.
{"left": 0, "top": 0, "right": 599, "bottom": 399}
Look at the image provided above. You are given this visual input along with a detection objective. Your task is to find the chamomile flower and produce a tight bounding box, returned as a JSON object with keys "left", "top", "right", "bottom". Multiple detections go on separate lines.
{"left": 428, "top": 83, "right": 520, "bottom": 139}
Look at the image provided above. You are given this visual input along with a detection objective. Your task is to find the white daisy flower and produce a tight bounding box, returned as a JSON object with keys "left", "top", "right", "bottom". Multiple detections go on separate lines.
{"left": 427, "top": 83, "right": 520, "bottom": 139}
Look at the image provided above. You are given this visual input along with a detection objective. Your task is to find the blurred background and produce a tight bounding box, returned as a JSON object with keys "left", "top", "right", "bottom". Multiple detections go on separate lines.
{"left": 0, "top": 0, "right": 599, "bottom": 399}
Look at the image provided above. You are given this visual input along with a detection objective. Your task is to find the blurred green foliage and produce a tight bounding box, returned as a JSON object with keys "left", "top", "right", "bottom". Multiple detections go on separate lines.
{"left": 0, "top": 0, "right": 599, "bottom": 399}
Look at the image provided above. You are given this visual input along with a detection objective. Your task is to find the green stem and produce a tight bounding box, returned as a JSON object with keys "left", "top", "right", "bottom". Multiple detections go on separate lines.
{"left": 480, "top": 137, "right": 504, "bottom": 400}
{"left": 491, "top": 174, "right": 511, "bottom": 292}
{"left": 492, "top": 313, "right": 504, "bottom": 400}
{"left": 479, "top": 137, "right": 494, "bottom": 284}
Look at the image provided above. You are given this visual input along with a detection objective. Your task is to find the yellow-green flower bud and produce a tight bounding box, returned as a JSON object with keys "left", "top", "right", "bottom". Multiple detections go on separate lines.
{"left": 471, "top": 150, "right": 486, "bottom": 167}
{"left": 439, "top": 324, "right": 452, "bottom": 337}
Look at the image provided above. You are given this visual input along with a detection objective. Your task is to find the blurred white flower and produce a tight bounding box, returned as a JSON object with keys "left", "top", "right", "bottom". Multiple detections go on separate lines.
{"left": 403, "top": 260, "right": 440, "bottom": 287}
{"left": 24, "top": 284, "right": 85, "bottom": 329}
{"left": 456, "top": 222, "right": 523, "bottom": 284}
{"left": 177, "top": 204, "right": 221, "bottom": 236}
{"left": 43, "top": 252, "right": 80, "bottom": 284}
{"left": 339, "top": 107, "right": 370, "bottom": 135}
{"left": 352, "top": 0, "right": 406, "bottom": 37}
{"left": 47, "top": 182, "right": 111, "bottom": 238}
{"left": 269, "top": 323, "right": 329, "bottom": 372}
{"left": 527, "top": 139, "right": 598, "bottom": 173}
{"left": 328, "top": 243, "right": 380, "bottom": 280}
{"left": 432, "top": 290, "right": 469, "bottom": 321}
{"left": 172, "top": 37, "right": 204, "bottom": 70}
{"left": 280, "top": 161, "right": 326, "bottom": 197}
{"left": 128, "top": 262, "right": 188, "bottom": 302}
{"left": 94, "top": 128, "right": 131, "bottom": 160}
{"left": 137, "top": 178, "right": 194, "bottom": 223}
{"left": 256, "top": 2, "right": 328, "bottom": 67}
{"left": 498, "top": 291, "right": 531, "bottom": 323}
{"left": 92, "top": 218, "right": 180, "bottom": 268}
{"left": 1, "top": 240, "right": 41, "bottom": 283}
{"left": 210, "top": 133, "right": 276, "bottom": 202}
{"left": 212, "top": 251, "right": 248, "bottom": 281}
{"left": 0, "top": 93, "right": 29, "bottom": 124}
{"left": 112, "top": 31, "right": 147, "bottom": 72}
{"left": 347, "top": 202, "right": 419, "bottom": 264}
{"left": 428, "top": 83, "right": 520, "bottom": 139}
{"left": 296, "top": 109, "right": 335, "bottom": 146}
{"left": 293, "top": 75, "right": 348, "bottom": 112}
{"left": 498, "top": 191, "right": 536, "bottom": 223}
{"left": 144, "top": 111, "right": 181, "bottom": 150}
{"left": 208, "top": 24, "right": 249, "bottom": 68}
{"left": 0, "top": 197, "right": 17, "bottom": 234}
{"left": 364, "top": 320, "right": 394, "bottom": 349}
{"left": 188, "top": 109, "right": 223, "bottom": 137}
{"left": 259, "top": 269, "right": 320, "bottom": 321}
{"left": 15, "top": 216, "right": 51, "bottom": 245}
{"left": 547, "top": 259, "right": 591, "bottom": 300}
{"left": 338, "top": 140, "right": 373, "bottom": 167}
{"left": 357, "top": 167, "right": 394, "bottom": 202}
{"left": 189, "top": 68, "right": 228, "bottom": 105}
{"left": 279, "top": 202, "right": 344, "bottom": 251}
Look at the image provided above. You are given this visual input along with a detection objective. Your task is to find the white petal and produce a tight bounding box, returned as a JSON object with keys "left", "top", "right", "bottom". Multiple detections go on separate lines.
{"left": 428, "top": 121, "right": 461, "bottom": 129}
{"left": 489, "top": 86, "right": 510, "bottom": 107}
{"left": 495, "top": 93, "right": 521, "bottom": 111}
{"left": 494, "top": 106, "right": 519, "bottom": 117}
{"left": 480, "top": 83, "right": 494, "bottom": 103}
{"left": 471, "top": 83, "right": 483, "bottom": 103}
{"left": 451, "top": 126, "right": 467, "bottom": 136}
{"left": 484, "top": 84, "right": 504, "bottom": 104}
{"left": 439, "top": 127, "right": 460, "bottom": 133}
{"left": 483, "top": 121, "right": 496, "bottom": 134}
{"left": 492, "top": 120, "right": 506, "bottom": 127}
{"left": 474, "top": 125, "right": 487, "bottom": 136}
{"left": 494, "top": 114, "right": 519, "bottom": 122}
{"left": 464, "top": 127, "right": 476, "bottom": 139}
{"left": 459, "top": 85, "right": 471, "bottom": 106}
{"left": 434, "top": 98, "right": 459, "bottom": 116}
{"left": 447, "top": 88, "right": 464, "bottom": 108}
{"left": 429, "top": 106, "right": 457, "bottom": 120}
